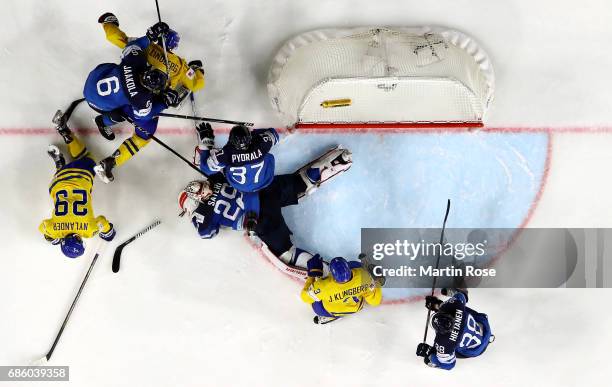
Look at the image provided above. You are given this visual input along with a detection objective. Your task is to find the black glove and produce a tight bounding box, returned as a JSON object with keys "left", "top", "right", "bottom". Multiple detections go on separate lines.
{"left": 416, "top": 343, "right": 433, "bottom": 358}
{"left": 146, "top": 22, "right": 170, "bottom": 42}
{"left": 367, "top": 264, "right": 386, "bottom": 286}
{"left": 44, "top": 234, "right": 61, "bottom": 245}
{"left": 243, "top": 211, "right": 258, "bottom": 233}
{"left": 307, "top": 254, "right": 324, "bottom": 277}
{"left": 162, "top": 89, "right": 181, "bottom": 108}
{"left": 196, "top": 122, "right": 214, "bottom": 149}
{"left": 425, "top": 295, "right": 442, "bottom": 311}
{"left": 98, "top": 12, "right": 119, "bottom": 26}
{"left": 188, "top": 59, "right": 204, "bottom": 73}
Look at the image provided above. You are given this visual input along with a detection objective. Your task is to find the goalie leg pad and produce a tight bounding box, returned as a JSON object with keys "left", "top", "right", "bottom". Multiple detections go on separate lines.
{"left": 279, "top": 245, "right": 312, "bottom": 267}
{"left": 279, "top": 246, "right": 330, "bottom": 276}
{"left": 298, "top": 146, "right": 353, "bottom": 196}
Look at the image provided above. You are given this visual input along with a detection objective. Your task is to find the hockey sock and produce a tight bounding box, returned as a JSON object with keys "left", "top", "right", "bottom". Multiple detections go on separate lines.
{"left": 67, "top": 137, "right": 89, "bottom": 160}
{"left": 115, "top": 135, "right": 151, "bottom": 166}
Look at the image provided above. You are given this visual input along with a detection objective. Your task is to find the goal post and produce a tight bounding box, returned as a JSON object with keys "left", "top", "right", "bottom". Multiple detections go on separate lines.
{"left": 267, "top": 27, "right": 495, "bottom": 130}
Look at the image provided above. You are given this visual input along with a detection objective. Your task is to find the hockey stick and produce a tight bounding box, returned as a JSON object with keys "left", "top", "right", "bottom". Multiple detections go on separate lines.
{"left": 112, "top": 219, "right": 162, "bottom": 273}
{"left": 421, "top": 199, "right": 451, "bottom": 343}
{"left": 154, "top": 0, "right": 171, "bottom": 81}
{"left": 157, "top": 112, "right": 254, "bottom": 127}
{"left": 116, "top": 113, "right": 207, "bottom": 177}
{"left": 52, "top": 98, "right": 86, "bottom": 127}
{"left": 36, "top": 244, "right": 103, "bottom": 363}
{"left": 189, "top": 92, "right": 199, "bottom": 128}
{"left": 150, "top": 135, "right": 208, "bottom": 177}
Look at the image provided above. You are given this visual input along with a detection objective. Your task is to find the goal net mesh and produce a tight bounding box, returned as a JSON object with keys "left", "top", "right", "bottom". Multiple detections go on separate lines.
{"left": 267, "top": 27, "right": 495, "bottom": 128}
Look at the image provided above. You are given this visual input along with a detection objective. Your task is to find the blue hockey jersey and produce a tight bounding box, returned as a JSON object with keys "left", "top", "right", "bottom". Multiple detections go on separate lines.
{"left": 199, "top": 128, "right": 279, "bottom": 192}
{"left": 429, "top": 293, "right": 493, "bottom": 370}
{"left": 83, "top": 36, "right": 167, "bottom": 137}
{"left": 190, "top": 174, "right": 260, "bottom": 238}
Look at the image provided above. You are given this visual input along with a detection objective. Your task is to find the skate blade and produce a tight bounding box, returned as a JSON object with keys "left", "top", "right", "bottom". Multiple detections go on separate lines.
{"left": 52, "top": 110, "right": 65, "bottom": 126}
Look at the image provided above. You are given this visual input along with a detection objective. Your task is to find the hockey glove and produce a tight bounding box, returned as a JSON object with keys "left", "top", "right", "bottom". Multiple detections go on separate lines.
{"left": 99, "top": 223, "right": 116, "bottom": 242}
{"left": 425, "top": 295, "right": 442, "bottom": 311}
{"left": 44, "top": 234, "right": 61, "bottom": 245}
{"left": 162, "top": 89, "right": 182, "bottom": 108}
{"left": 416, "top": 343, "right": 433, "bottom": 358}
{"left": 306, "top": 254, "right": 324, "bottom": 277}
{"left": 243, "top": 211, "right": 258, "bottom": 234}
{"left": 188, "top": 59, "right": 204, "bottom": 73}
{"left": 98, "top": 12, "right": 119, "bottom": 26}
{"left": 146, "top": 22, "right": 170, "bottom": 42}
{"left": 367, "top": 264, "right": 386, "bottom": 287}
{"left": 196, "top": 122, "right": 215, "bottom": 149}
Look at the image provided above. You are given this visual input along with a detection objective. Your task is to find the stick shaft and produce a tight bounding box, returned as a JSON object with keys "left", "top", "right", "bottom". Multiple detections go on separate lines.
{"left": 150, "top": 135, "right": 206, "bottom": 176}
{"left": 46, "top": 253, "right": 100, "bottom": 360}
{"left": 154, "top": 0, "right": 162, "bottom": 21}
{"left": 189, "top": 93, "right": 198, "bottom": 127}
{"left": 422, "top": 199, "right": 451, "bottom": 343}
{"left": 157, "top": 112, "right": 253, "bottom": 126}
{"left": 154, "top": 0, "right": 171, "bottom": 80}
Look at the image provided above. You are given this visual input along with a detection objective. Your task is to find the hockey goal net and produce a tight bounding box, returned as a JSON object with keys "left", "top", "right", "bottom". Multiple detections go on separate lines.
{"left": 267, "top": 27, "right": 494, "bottom": 129}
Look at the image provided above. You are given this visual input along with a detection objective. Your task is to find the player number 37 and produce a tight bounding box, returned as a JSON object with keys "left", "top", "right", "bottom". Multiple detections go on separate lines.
{"left": 229, "top": 161, "right": 265, "bottom": 185}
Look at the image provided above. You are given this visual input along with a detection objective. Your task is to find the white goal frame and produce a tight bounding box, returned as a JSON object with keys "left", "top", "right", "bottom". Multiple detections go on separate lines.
{"left": 267, "top": 26, "right": 495, "bottom": 130}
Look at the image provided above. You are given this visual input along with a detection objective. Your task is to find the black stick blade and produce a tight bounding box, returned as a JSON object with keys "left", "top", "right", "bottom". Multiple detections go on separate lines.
{"left": 111, "top": 243, "right": 128, "bottom": 273}
{"left": 111, "top": 220, "right": 161, "bottom": 273}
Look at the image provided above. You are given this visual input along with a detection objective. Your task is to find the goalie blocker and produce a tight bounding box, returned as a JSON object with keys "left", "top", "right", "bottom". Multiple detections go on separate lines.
{"left": 178, "top": 146, "right": 352, "bottom": 278}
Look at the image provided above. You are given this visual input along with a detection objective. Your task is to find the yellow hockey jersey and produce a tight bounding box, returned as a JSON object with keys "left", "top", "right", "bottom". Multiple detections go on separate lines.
{"left": 102, "top": 23, "right": 205, "bottom": 92}
{"left": 301, "top": 267, "right": 382, "bottom": 316}
{"left": 39, "top": 165, "right": 111, "bottom": 240}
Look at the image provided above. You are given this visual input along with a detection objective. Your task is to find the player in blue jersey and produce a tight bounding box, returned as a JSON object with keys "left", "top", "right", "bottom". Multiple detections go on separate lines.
{"left": 416, "top": 289, "right": 495, "bottom": 370}
{"left": 83, "top": 22, "right": 184, "bottom": 183}
{"left": 179, "top": 146, "right": 352, "bottom": 266}
{"left": 194, "top": 123, "right": 280, "bottom": 192}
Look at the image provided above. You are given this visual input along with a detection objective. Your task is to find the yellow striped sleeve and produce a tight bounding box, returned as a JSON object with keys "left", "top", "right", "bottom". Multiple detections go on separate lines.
{"left": 103, "top": 23, "right": 128, "bottom": 49}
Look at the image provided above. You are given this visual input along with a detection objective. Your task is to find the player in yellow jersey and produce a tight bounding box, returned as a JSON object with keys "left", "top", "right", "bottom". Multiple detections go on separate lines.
{"left": 39, "top": 111, "right": 116, "bottom": 258}
{"left": 87, "top": 13, "right": 206, "bottom": 183}
{"left": 98, "top": 12, "right": 205, "bottom": 95}
{"left": 301, "top": 256, "right": 382, "bottom": 324}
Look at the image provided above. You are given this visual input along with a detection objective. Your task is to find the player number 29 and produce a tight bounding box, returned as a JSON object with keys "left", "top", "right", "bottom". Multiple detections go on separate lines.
{"left": 54, "top": 189, "right": 88, "bottom": 216}
{"left": 96, "top": 76, "right": 120, "bottom": 96}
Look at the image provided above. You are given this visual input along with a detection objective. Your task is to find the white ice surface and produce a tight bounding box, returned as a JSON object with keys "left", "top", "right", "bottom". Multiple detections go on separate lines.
{"left": 2, "top": 1, "right": 612, "bottom": 386}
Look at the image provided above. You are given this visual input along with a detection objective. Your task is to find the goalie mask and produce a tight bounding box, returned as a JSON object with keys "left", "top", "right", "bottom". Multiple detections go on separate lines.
{"left": 178, "top": 180, "right": 213, "bottom": 217}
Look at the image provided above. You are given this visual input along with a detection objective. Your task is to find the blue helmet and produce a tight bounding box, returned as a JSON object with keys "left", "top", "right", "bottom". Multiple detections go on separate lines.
{"left": 329, "top": 257, "right": 352, "bottom": 283}
{"left": 61, "top": 234, "right": 85, "bottom": 259}
{"left": 164, "top": 29, "right": 180, "bottom": 51}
